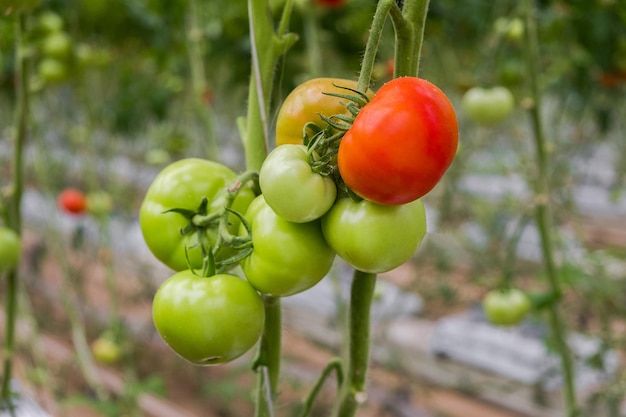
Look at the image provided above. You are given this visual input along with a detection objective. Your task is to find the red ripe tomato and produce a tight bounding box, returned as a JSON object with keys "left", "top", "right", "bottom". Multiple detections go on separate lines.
{"left": 58, "top": 188, "right": 87, "bottom": 215}
{"left": 338, "top": 77, "right": 458, "bottom": 205}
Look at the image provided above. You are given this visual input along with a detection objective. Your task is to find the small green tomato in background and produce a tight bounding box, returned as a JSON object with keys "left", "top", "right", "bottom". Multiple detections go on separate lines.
{"left": 152, "top": 271, "right": 265, "bottom": 365}
{"left": 259, "top": 144, "right": 336, "bottom": 223}
{"left": 461, "top": 86, "right": 515, "bottom": 126}
{"left": 38, "top": 58, "right": 67, "bottom": 84}
{"left": 41, "top": 31, "right": 72, "bottom": 59}
{"left": 0, "top": 227, "right": 21, "bottom": 274}
{"left": 86, "top": 190, "right": 113, "bottom": 218}
{"left": 91, "top": 336, "right": 122, "bottom": 365}
{"left": 482, "top": 287, "right": 531, "bottom": 326}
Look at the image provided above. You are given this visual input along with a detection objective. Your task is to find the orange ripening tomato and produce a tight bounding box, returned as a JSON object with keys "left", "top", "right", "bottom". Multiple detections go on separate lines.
{"left": 275, "top": 78, "right": 373, "bottom": 146}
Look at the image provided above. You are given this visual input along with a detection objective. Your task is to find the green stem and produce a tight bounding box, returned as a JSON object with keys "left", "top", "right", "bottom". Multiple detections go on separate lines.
{"left": 1, "top": 13, "right": 28, "bottom": 405}
{"left": 244, "top": 0, "right": 297, "bottom": 171}
{"left": 403, "top": 0, "right": 430, "bottom": 77}
{"left": 333, "top": 271, "right": 377, "bottom": 417}
{"left": 356, "top": 0, "right": 394, "bottom": 93}
{"left": 522, "top": 1, "right": 578, "bottom": 416}
{"left": 254, "top": 296, "right": 282, "bottom": 417}
{"left": 300, "top": 358, "right": 343, "bottom": 417}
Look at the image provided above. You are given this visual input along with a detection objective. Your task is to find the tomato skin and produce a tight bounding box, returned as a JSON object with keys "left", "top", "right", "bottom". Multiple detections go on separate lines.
{"left": 338, "top": 77, "right": 458, "bottom": 205}
{"left": 58, "top": 188, "right": 87, "bottom": 215}
{"left": 139, "top": 158, "right": 255, "bottom": 271}
{"left": 152, "top": 271, "right": 265, "bottom": 365}
{"left": 461, "top": 86, "right": 515, "bottom": 126}
{"left": 240, "top": 196, "right": 335, "bottom": 297}
{"left": 482, "top": 288, "right": 531, "bottom": 326}
{"left": 275, "top": 78, "right": 373, "bottom": 146}
{"left": 0, "top": 227, "right": 21, "bottom": 274}
{"left": 321, "top": 198, "right": 427, "bottom": 273}
{"left": 259, "top": 144, "right": 336, "bottom": 223}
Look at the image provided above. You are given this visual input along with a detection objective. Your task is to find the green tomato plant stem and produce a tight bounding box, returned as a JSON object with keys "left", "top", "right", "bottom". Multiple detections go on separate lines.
{"left": 245, "top": 2, "right": 296, "bottom": 415}
{"left": 389, "top": 0, "right": 430, "bottom": 78}
{"left": 356, "top": 0, "right": 394, "bottom": 93}
{"left": 1, "top": 13, "right": 28, "bottom": 405}
{"left": 244, "top": 0, "right": 297, "bottom": 172}
{"left": 254, "top": 295, "right": 282, "bottom": 417}
{"left": 333, "top": 271, "right": 377, "bottom": 417}
{"left": 522, "top": 1, "right": 578, "bottom": 416}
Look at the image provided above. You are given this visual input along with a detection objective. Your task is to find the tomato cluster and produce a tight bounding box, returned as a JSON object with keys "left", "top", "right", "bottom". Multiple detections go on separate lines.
{"left": 140, "top": 76, "right": 458, "bottom": 365}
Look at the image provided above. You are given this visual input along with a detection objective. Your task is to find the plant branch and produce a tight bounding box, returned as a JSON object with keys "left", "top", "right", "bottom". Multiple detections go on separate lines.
{"left": 1, "top": 13, "right": 28, "bottom": 405}
{"left": 333, "top": 271, "right": 377, "bottom": 417}
{"left": 356, "top": 0, "right": 394, "bottom": 93}
{"left": 522, "top": 1, "right": 578, "bottom": 416}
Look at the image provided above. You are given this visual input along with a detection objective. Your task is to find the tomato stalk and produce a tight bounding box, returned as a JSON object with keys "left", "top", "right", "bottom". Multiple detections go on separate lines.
{"left": 299, "top": 357, "right": 343, "bottom": 417}
{"left": 390, "top": 0, "right": 430, "bottom": 78}
{"left": 521, "top": 1, "right": 578, "bottom": 416}
{"left": 332, "top": 271, "right": 377, "bottom": 417}
{"left": 242, "top": 0, "right": 297, "bottom": 172}
{"left": 244, "top": 1, "right": 297, "bottom": 414}
{"left": 1, "top": 13, "right": 28, "bottom": 406}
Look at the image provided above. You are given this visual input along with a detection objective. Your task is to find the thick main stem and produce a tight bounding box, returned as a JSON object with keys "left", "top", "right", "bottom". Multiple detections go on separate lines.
{"left": 523, "top": 1, "right": 577, "bottom": 416}
{"left": 333, "top": 271, "right": 376, "bottom": 417}
{"left": 1, "top": 14, "right": 28, "bottom": 405}
{"left": 245, "top": 1, "right": 296, "bottom": 415}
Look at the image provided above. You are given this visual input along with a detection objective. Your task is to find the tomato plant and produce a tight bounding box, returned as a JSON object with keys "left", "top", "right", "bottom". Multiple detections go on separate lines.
{"left": 275, "top": 78, "right": 373, "bottom": 146}
{"left": 461, "top": 86, "right": 515, "bottom": 126}
{"left": 139, "top": 158, "right": 255, "bottom": 272}
{"left": 58, "top": 188, "right": 87, "bottom": 215}
{"left": 0, "top": 227, "right": 21, "bottom": 274}
{"left": 338, "top": 77, "right": 458, "bottom": 205}
{"left": 240, "top": 195, "right": 335, "bottom": 297}
{"left": 321, "top": 197, "right": 427, "bottom": 273}
{"left": 152, "top": 271, "right": 265, "bottom": 365}
{"left": 259, "top": 144, "right": 336, "bottom": 223}
{"left": 482, "top": 288, "right": 531, "bottom": 326}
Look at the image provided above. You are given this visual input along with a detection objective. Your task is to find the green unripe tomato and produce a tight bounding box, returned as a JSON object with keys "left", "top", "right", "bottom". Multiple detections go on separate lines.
{"left": 38, "top": 11, "right": 64, "bottom": 32}
{"left": 152, "top": 271, "right": 265, "bottom": 365}
{"left": 461, "top": 86, "right": 515, "bottom": 126}
{"left": 260, "top": 144, "right": 336, "bottom": 223}
{"left": 483, "top": 288, "right": 531, "bottom": 326}
{"left": 42, "top": 31, "right": 72, "bottom": 59}
{"left": 139, "top": 158, "right": 255, "bottom": 271}
{"left": 38, "top": 58, "right": 67, "bottom": 84}
{"left": 240, "top": 196, "right": 335, "bottom": 297}
{"left": 0, "top": 227, "right": 21, "bottom": 274}
{"left": 91, "top": 336, "right": 122, "bottom": 365}
{"left": 321, "top": 198, "right": 427, "bottom": 273}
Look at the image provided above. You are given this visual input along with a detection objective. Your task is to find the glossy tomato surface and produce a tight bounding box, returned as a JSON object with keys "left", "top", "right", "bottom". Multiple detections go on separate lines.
{"left": 338, "top": 77, "right": 458, "bottom": 205}
{"left": 152, "top": 271, "right": 265, "bottom": 365}
{"left": 321, "top": 197, "right": 427, "bottom": 273}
